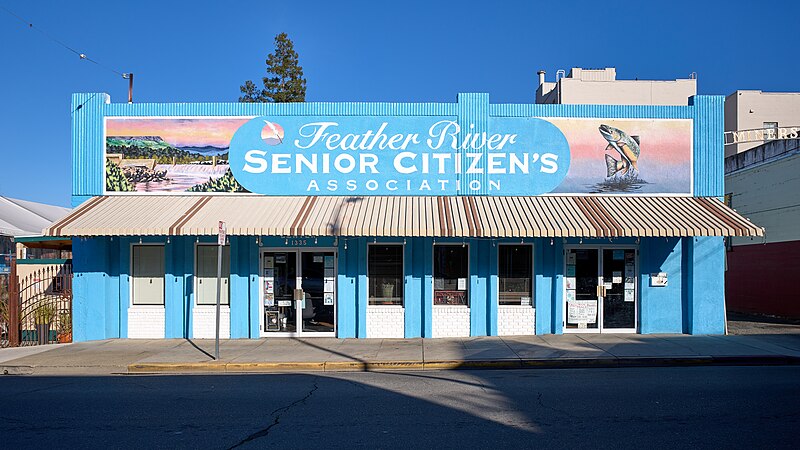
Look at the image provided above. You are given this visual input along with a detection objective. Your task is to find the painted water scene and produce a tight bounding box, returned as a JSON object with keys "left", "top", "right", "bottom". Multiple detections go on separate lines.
{"left": 105, "top": 118, "right": 250, "bottom": 193}
{"left": 548, "top": 118, "right": 693, "bottom": 194}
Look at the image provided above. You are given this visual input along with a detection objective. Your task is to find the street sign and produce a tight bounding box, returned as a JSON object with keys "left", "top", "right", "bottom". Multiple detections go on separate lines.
{"left": 218, "top": 221, "right": 227, "bottom": 245}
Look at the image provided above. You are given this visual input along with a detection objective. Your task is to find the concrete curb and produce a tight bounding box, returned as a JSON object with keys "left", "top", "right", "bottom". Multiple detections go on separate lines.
{"left": 125, "top": 355, "right": 800, "bottom": 374}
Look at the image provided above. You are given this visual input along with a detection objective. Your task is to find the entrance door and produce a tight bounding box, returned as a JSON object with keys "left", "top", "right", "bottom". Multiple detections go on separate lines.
{"left": 261, "top": 249, "right": 336, "bottom": 336}
{"left": 564, "top": 248, "right": 637, "bottom": 333}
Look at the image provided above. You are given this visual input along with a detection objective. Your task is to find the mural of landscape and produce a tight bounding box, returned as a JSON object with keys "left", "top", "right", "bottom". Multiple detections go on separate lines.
{"left": 105, "top": 118, "right": 251, "bottom": 193}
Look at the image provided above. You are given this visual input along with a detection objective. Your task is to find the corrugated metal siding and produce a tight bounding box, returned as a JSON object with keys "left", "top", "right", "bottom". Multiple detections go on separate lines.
{"left": 103, "top": 102, "right": 458, "bottom": 117}
{"left": 46, "top": 195, "right": 764, "bottom": 238}
{"left": 691, "top": 95, "right": 725, "bottom": 196}
{"left": 76, "top": 93, "right": 724, "bottom": 201}
{"left": 72, "top": 93, "right": 109, "bottom": 201}
{"left": 457, "top": 93, "right": 490, "bottom": 195}
{"left": 489, "top": 103, "right": 693, "bottom": 119}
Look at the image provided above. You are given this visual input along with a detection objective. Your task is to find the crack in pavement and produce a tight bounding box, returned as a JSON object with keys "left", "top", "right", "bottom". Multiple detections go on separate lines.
{"left": 227, "top": 378, "right": 320, "bottom": 449}
{"left": 536, "top": 391, "right": 574, "bottom": 418}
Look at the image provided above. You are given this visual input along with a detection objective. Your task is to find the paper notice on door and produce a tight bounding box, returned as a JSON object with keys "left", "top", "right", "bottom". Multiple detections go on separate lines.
{"left": 324, "top": 292, "right": 334, "bottom": 305}
{"left": 565, "top": 277, "right": 576, "bottom": 290}
{"left": 457, "top": 278, "right": 467, "bottom": 290}
{"left": 265, "top": 281, "right": 274, "bottom": 294}
{"left": 265, "top": 256, "right": 274, "bottom": 268}
{"left": 275, "top": 254, "right": 287, "bottom": 264}
{"left": 566, "top": 252, "right": 576, "bottom": 265}
{"left": 603, "top": 282, "right": 613, "bottom": 290}
{"left": 314, "top": 255, "right": 323, "bottom": 263}
{"left": 324, "top": 255, "right": 334, "bottom": 268}
{"left": 625, "top": 289, "right": 635, "bottom": 302}
{"left": 264, "top": 294, "right": 275, "bottom": 307}
{"left": 566, "top": 290, "right": 576, "bottom": 302}
{"left": 568, "top": 300, "right": 597, "bottom": 324}
{"left": 625, "top": 282, "right": 635, "bottom": 290}
{"left": 613, "top": 250, "right": 624, "bottom": 260}
{"left": 277, "top": 300, "right": 292, "bottom": 307}
{"left": 324, "top": 279, "right": 335, "bottom": 292}
{"left": 625, "top": 265, "right": 634, "bottom": 277}
{"left": 566, "top": 265, "right": 576, "bottom": 277}
{"left": 324, "top": 268, "right": 335, "bottom": 277}
{"left": 612, "top": 271, "right": 622, "bottom": 284}
{"left": 264, "top": 269, "right": 274, "bottom": 278}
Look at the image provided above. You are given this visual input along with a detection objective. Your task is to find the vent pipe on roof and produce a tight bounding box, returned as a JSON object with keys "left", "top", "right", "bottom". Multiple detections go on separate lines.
{"left": 537, "top": 70, "right": 546, "bottom": 87}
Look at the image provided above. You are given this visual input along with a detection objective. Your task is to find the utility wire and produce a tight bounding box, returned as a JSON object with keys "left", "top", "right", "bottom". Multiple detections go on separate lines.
{"left": 1, "top": 4, "right": 126, "bottom": 77}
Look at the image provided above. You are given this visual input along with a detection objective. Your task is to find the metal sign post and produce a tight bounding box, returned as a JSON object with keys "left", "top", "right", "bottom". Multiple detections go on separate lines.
{"left": 215, "top": 221, "right": 226, "bottom": 361}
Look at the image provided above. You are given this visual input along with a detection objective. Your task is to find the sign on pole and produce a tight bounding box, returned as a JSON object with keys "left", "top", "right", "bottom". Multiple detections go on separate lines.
{"left": 215, "top": 221, "right": 226, "bottom": 360}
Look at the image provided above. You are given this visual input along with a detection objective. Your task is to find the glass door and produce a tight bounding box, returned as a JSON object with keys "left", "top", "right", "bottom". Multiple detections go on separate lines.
{"left": 262, "top": 249, "right": 336, "bottom": 336}
{"left": 565, "top": 249, "right": 600, "bottom": 331}
{"left": 299, "top": 251, "right": 335, "bottom": 334}
{"left": 601, "top": 249, "right": 637, "bottom": 331}
{"left": 263, "top": 251, "right": 297, "bottom": 333}
{"left": 564, "top": 247, "right": 637, "bottom": 333}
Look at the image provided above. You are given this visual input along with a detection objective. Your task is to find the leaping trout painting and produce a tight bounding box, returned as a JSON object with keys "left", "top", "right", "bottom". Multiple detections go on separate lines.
{"left": 599, "top": 124, "right": 641, "bottom": 177}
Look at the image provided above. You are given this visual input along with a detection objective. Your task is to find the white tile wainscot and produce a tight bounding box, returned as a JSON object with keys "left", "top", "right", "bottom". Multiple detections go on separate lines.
{"left": 432, "top": 306, "right": 471, "bottom": 337}
{"left": 127, "top": 307, "right": 166, "bottom": 339}
{"left": 192, "top": 306, "right": 231, "bottom": 339}
{"left": 366, "top": 306, "right": 405, "bottom": 338}
{"left": 498, "top": 306, "right": 536, "bottom": 336}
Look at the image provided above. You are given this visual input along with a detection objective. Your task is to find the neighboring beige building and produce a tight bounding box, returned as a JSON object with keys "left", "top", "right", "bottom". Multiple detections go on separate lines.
{"left": 536, "top": 67, "right": 697, "bottom": 106}
{"left": 724, "top": 90, "right": 800, "bottom": 157}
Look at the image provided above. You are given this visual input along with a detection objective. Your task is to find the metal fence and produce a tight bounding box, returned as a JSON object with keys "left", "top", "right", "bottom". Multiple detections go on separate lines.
{"left": 1, "top": 261, "right": 72, "bottom": 348}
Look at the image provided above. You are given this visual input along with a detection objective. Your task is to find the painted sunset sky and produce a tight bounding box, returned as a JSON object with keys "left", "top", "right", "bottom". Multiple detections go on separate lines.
{"left": 106, "top": 118, "right": 250, "bottom": 148}
{"left": 549, "top": 118, "right": 693, "bottom": 194}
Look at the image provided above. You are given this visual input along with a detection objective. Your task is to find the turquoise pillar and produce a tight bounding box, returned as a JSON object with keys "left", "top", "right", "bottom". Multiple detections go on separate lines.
{"left": 230, "top": 237, "right": 250, "bottom": 338}
{"left": 684, "top": 236, "right": 726, "bottom": 334}
{"left": 404, "top": 239, "right": 422, "bottom": 338}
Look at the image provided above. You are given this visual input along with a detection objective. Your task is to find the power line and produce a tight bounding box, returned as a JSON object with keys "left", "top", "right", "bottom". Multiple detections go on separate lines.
{"left": 1, "top": 4, "right": 126, "bottom": 77}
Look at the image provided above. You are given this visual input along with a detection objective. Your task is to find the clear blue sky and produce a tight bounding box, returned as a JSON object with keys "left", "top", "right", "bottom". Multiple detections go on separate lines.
{"left": 1, "top": 0, "right": 797, "bottom": 207}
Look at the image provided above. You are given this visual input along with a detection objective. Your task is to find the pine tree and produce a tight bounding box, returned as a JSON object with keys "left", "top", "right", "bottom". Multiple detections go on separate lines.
{"left": 240, "top": 33, "right": 307, "bottom": 103}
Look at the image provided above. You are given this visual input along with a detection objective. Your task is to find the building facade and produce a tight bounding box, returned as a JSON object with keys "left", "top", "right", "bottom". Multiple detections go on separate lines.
{"left": 724, "top": 90, "right": 800, "bottom": 157}
{"left": 50, "top": 92, "right": 762, "bottom": 341}
{"left": 536, "top": 67, "right": 697, "bottom": 106}
{"left": 725, "top": 138, "right": 800, "bottom": 318}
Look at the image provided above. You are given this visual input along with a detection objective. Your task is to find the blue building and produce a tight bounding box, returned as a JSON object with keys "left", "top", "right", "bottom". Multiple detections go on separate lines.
{"left": 47, "top": 93, "right": 763, "bottom": 341}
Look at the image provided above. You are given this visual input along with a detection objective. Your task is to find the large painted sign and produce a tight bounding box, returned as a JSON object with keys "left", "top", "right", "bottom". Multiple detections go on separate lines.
{"left": 104, "top": 116, "right": 692, "bottom": 195}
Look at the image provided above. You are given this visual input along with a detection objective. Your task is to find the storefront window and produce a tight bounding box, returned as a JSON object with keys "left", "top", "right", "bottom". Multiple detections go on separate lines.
{"left": 131, "top": 245, "right": 165, "bottom": 306}
{"left": 433, "top": 245, "right": 468, "bottom": 306}
{"left": 195, "top": 245, "right": 230, "bottom": 305}
{"left": 499, "top": 245, "right": 533, "bottom": 306}
{"left": 368, "top": 244, "right": 403, "bottom": 306}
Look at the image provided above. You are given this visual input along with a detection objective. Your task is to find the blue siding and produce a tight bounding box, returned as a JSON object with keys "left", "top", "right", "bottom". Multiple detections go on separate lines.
{"left": 69, "top": 92, "right": 727, "bottom": 340}
{"left": 639, "top": 238, "right": 683, "bottom": 333}
{"left": 684, "top": 236, "right": 726, "bottom": 334}
{"left": 690, "top": 96, "right": 725, "bottom": 196}
{"left": 230, "top": 236, "right": 251, "bottom": 338}
{"left": 457, "top": 93, "right": 490, "bottom": 194}
{"left": 71, "top": 93, "right": 108, "bottom": 202}
{"left": 487, "top": 242, "right": 499, "bottom": 336}
{"left": 72, "top": 237, "right": 110, "bottom": 342}
{"left": 404, "top": 240, "right": 421, "bottom": 337}
{"left": 338, "top": 237, "right": 358, "bottom": 338}
{"left": 469, "top": 241, "right": 487, "bottom": 336}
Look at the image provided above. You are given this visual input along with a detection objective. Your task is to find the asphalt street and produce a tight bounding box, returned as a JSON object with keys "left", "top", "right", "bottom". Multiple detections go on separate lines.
{"left": 1, "top": 366, "right": 798, "bottom": 449}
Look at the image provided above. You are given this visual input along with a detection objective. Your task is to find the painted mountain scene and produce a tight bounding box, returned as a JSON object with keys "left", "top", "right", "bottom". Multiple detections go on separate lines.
{"left": 105, "top": 118, "right": 250, "bottom": 193}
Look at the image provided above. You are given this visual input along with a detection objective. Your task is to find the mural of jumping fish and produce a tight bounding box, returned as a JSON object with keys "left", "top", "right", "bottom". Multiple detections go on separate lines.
{"left": 599, "top": 124, "right": 641, "bottom": 177}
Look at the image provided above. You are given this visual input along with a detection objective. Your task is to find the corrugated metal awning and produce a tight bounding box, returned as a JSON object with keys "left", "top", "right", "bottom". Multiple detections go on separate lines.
{"left": 45, "top": 195, "right": 764, "bottom": 238}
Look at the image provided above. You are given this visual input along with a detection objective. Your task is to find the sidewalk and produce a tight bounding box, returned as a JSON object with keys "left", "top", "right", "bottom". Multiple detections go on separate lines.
{"left": 2, "top": 333, "right": 800, "bottom": 375}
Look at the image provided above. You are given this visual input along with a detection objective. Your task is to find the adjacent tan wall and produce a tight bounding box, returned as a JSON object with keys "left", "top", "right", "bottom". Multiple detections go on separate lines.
{"left": 536, "top": 67, "right": 696, "bottom": 106}
{"left": 725, "top": 91, "right": 800, "bottom": 157}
